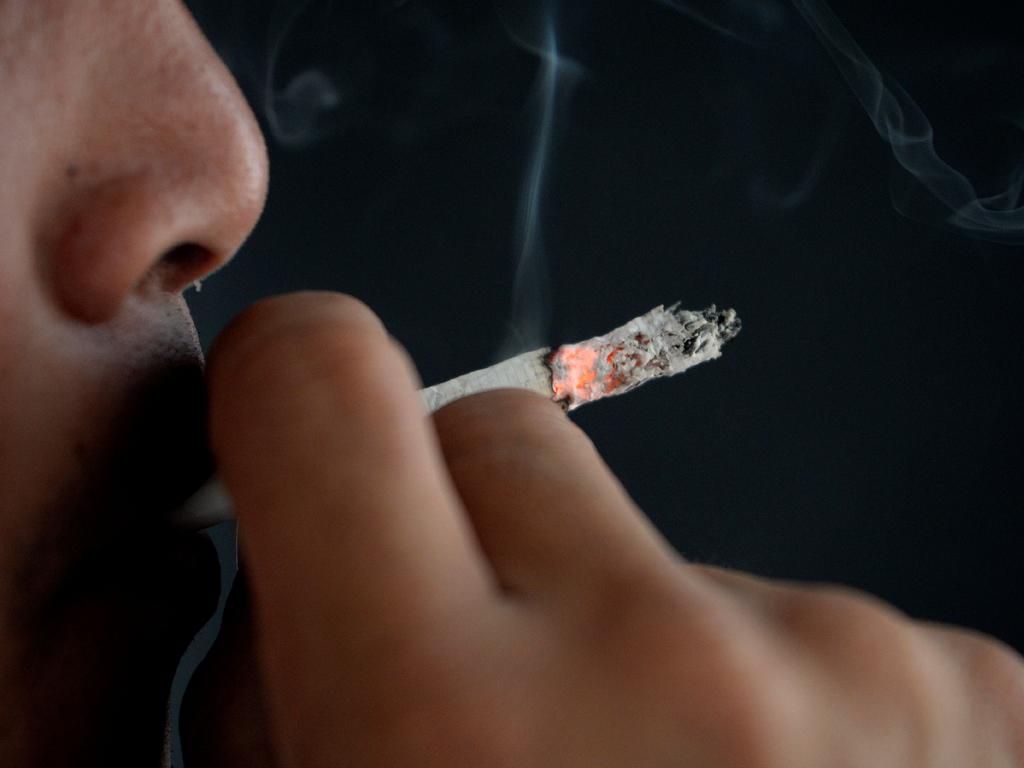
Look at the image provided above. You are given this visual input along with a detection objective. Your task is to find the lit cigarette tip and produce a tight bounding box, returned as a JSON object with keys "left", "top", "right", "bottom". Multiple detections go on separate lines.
{"left": 548, "top": 304, "right": 741, "bottom": 409}
{"left": 421, "top": 303, "right": 741, "bottom": 412}
{"left": 172, "top": 302, "right": 741, "bottom": 530}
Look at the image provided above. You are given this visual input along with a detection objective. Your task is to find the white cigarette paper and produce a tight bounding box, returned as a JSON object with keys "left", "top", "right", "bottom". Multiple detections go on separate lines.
{"left": 419, "top": 349, "right": 554, "bottom": 412}
{"left": 171, "top": 303, "right": 740, "bottom": 530}
{"left": 421, "top": 303, "right": 740, "bottom": 412}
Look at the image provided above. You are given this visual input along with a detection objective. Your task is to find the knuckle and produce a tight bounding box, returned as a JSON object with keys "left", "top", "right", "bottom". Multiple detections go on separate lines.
{"left": 775, "top": 584, "right": 950, "bottom": 762}
{"left": 950, "top": 629, "right": 1024, "bottom": 705}
{"left": 778, "top": 584, "right": 919, "bottom": 674}
{"left": 604, "top": 581, "right": 809, "bottom": 768}
{"left": 927, "top": 626, "right": 1024, "bottom": 762}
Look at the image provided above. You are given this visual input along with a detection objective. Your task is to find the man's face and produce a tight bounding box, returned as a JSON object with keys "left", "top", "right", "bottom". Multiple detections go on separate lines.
{"left": 0, "top": 0, "right": 268, "bottom": 763}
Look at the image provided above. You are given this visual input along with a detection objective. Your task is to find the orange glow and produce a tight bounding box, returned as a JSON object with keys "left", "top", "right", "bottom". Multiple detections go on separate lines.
{"left": 550, "top": 342, "right": 638, "bottom": 406}
{"left": 551, "top": 345, "right": 600, "bottom": 401}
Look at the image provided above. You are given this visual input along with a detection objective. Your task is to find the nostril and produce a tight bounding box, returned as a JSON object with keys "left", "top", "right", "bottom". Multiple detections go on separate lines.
{"left": 155, "top": 243, "right": 218, "bottom": 292}
{"left": 162, "top": 242, "right": 212, "bottom": 271}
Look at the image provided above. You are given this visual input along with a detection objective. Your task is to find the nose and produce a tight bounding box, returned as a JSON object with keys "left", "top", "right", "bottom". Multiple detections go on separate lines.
{"left": 39, "top": 2, "right": 269, "bottom": 324}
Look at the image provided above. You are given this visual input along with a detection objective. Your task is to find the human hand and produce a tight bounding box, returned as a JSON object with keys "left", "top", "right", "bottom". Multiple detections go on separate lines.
{"left": 184, "top": 292, "right": 1023, "bottom": 767}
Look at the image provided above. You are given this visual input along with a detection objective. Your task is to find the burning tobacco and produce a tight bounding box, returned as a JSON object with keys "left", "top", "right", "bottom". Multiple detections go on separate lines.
{"left": 421, "top": 303, "right": 740, "bottom": 412}
{"left": 171, "top": 302, "right": 741, "bottom": 530}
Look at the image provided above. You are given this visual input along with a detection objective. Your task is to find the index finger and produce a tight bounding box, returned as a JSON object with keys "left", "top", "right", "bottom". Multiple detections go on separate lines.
{"left": 206, "top": 293, "right": 491, "bottom": 642}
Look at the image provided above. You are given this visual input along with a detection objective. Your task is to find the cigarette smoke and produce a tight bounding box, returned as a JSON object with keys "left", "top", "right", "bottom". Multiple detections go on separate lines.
{"left": 790, "top": 0, "right": 1024, "bottom": 243}
{"left": 266, "top": 68, "right": 342, "bottom": 148}
{"left": 656, "top": 0, "right": 1024, "bottom": 243}
{"left": 262, "top": 1, "right": 343, "bottom": 148}
{"left": 219, "top": 2, "right": 545, "bottom": 151}
{"left": 746, "top": 94, "right": 851, "bottom": 213}
{"left": 498, "top": 5, "right": 583, "bottom": 358}
{"left": 198, "top": 1, "right": 1024, "bottom": 239}
{"left": 191, "top": 0, "right": 348, "bottom": 150}
{"left": 653, "top": 0, "right": 800, "bottom": 55}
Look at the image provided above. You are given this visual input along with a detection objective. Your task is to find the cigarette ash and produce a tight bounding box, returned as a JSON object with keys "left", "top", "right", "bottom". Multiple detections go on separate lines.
{"left": 547, "top": 304, "right": 741, "bottom": 410}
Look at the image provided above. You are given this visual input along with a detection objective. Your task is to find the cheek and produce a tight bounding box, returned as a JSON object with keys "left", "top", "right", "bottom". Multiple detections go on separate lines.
{"left": 0, "top": 230, "right": 35, "bottom": 351}
{"left": 0, "top": 273, "right": 64, "bottom": 555}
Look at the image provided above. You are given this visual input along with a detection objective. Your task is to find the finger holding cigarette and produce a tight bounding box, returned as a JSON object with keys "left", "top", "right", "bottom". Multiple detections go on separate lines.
{"left": 196, "top": 293, "right": 687, "bottom": 764}
{"left": 173, "top": 297, "right": 740, "bottom": 530}
{"left": 205, "top": 293, "right": 493, "bottom": 628}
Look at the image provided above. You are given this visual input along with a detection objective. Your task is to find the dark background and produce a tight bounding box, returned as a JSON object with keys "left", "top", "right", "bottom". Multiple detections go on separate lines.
{"left": 182, "top": 0, "right": 1023, "bottom": 652}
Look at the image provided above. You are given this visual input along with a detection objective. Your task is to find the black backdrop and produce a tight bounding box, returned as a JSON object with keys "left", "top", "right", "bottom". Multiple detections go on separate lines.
{"left": 183, "top": 0, "right": 1024, "bottom": 652}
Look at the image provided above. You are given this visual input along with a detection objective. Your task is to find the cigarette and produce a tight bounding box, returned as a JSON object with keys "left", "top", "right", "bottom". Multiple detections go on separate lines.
{"left": 171, "top": 303, "right": 740, "bottom": 530}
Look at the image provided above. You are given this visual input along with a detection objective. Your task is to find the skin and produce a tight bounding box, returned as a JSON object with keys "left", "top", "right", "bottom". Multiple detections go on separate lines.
{"left": 0, "top": 0, "right": 266, "bottom": 763}
{"left": 0, "top": 2, "right": 1021, "bottom": 767}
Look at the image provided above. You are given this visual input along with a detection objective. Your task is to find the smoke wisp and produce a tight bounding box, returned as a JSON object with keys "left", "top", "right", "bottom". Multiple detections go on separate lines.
{"left": 498, "top": 9, "right": 583, "bottom": 357}
{"left": 657, "top": 0, "right": 1024, "bottom": 243}
{"left": 789, "top": 0, "right": 1024, "bottom": 243}
{"left": 262, "top": 1, "right": 344, "bottom": 148}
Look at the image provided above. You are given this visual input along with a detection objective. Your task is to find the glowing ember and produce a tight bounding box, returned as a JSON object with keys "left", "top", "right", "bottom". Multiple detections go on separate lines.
{"left": 547, "top": 304, "right": 740, "bottom": 410}
{"left": 548, "top": 342, "right": 645, "bottom": 403}
{"left": 549, "top": 345, "right": 601, "bottom": 401}
{"left": 549, "top": 337, "right": 660, "bottom": 408}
